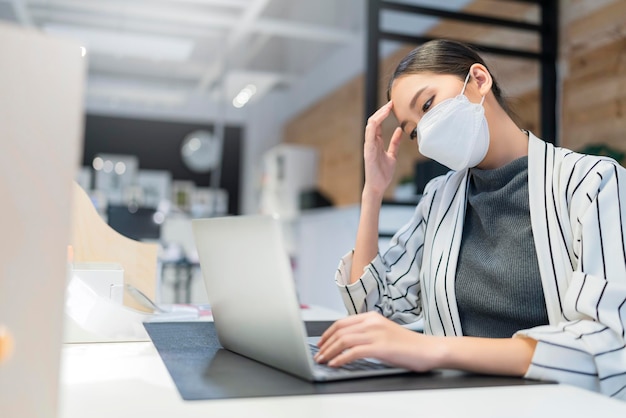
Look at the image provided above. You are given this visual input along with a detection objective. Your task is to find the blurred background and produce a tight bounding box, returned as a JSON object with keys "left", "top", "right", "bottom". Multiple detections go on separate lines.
{"left": 2, "top": 0, "right": 624, "bottom": 309}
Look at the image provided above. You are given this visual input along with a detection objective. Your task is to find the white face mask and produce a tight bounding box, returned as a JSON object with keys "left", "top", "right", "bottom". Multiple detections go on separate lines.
{"left": 416, "top": 71, "right": 490, "bottom": 171}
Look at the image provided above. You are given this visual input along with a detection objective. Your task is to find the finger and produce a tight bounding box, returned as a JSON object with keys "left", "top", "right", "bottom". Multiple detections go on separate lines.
{"left": 316, "top": 317, "right": 371, "bottom": 360}
{"left": 365, "top": 101, "right": 393, "bottom": 132}
{"left": 316, "top": 327, "right": 371, "bottom": 364}
{"left": 327, "top": 345, "right": 372, "bottom": 368}
{"left": 369, "top": 101, "right": 393, "bottom": 121}
{"left": 324, "top": 314, "right": 389, "bottom": 366}
{"left": 318, "top": 314, "right": 367, "bottom": 347}
{"left": 386, "top": 127, "right": 404, "bottom": 159}
{"left": 317, "top": 315, "right": 362, "bottom": 352}
{"left": 317, "top": 318, "right": 348, "bottom": 346}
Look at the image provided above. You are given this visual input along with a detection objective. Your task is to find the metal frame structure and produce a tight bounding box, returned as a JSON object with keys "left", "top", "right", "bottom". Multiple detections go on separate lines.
{"left": 365, "top": 0, "right": 559, "bottom": 144}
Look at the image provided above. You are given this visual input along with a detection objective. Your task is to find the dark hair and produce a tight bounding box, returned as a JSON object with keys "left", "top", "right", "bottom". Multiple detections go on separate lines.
{"left": 387, "top": 39, "right": 510, "bottom": 114}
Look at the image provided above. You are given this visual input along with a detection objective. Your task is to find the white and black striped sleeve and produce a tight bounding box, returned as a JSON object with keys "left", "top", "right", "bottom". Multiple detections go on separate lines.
{"left": 334, "top": 177, "right": 443, "bottom": 324}
{"left": 518, "top": 160, "right": 626, "bottom": 400}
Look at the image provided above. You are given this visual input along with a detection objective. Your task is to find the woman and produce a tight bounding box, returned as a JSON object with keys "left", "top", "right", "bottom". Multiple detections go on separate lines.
{"left": 314, "top": 39, "right": 626, "bottom": 399}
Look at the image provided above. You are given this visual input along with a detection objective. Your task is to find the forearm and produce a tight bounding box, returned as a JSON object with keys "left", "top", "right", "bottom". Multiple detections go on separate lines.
{"left": 349, "top": 189, "right": 384, "bottom": 284}
{"left": 430, "top": 335, "right": 537, "bottom": 376}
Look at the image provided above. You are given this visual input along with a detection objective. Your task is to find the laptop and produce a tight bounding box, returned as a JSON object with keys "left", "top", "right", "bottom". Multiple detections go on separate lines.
{"left": 0, "top": 22, "right": 85, "bottom": 418}
{"left": 191, "top": 215, "right": 410, "bottom": 381}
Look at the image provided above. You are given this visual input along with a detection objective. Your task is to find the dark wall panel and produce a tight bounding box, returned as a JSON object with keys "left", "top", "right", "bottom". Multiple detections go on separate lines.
{"left": 82, "top": 114, "right": 242, "bottom": 214}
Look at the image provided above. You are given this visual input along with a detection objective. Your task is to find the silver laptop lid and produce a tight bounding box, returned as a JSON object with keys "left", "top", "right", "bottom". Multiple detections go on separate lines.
{"left": 192, "top": 215, "right": 315, "bottom": 380}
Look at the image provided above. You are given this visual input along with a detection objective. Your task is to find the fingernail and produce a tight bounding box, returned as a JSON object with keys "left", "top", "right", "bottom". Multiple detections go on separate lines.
{"left": 315, "top": 354, "right": 324, "bottom": 363}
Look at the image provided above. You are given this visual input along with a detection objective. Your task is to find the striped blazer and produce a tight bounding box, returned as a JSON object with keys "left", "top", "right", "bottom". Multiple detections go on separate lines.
{"left": 336, "top": 133, "right": 626, "bottom": 399}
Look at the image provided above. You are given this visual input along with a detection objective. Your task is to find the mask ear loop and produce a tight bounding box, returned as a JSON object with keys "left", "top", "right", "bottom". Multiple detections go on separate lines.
{"left": 461, "top": 71, "right": 486, "bottom": 105}
{"left": 461, "top": 72, "right": 471, "bottom": 95}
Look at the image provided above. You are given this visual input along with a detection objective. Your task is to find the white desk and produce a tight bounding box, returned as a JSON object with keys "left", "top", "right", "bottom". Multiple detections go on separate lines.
{"left": 59, "top": 308, "right": 626, "bottom": 418}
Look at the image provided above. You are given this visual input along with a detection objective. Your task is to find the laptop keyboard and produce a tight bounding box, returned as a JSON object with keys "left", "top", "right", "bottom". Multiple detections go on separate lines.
{"left": 308, "top": 343, "right": 392, "bottom": 373}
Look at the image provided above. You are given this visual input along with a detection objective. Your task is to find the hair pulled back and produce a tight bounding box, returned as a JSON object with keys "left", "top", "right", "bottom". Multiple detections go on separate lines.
{"left": 387, "top": 39, "right": 510, "bottom": 114}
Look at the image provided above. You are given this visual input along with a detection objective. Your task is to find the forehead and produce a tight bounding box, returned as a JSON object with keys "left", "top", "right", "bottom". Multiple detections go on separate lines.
{"left": 389, "top": 72, "right": 463, "bottom": 102}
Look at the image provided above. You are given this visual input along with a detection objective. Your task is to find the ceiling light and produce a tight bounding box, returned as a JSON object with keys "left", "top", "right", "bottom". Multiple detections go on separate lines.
{"left": 232, "top": 84, "right": 257, "bottom": 108}
{"left": 224, "top": 72, "right": 283, "bottom": 108}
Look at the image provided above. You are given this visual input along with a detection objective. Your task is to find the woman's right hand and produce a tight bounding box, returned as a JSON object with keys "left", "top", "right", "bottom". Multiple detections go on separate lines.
{"left": 349, "top": 101, "right": 404, "bottom": 284}
{"left": 363, "top": 101, "right": 404, "bottom": 198}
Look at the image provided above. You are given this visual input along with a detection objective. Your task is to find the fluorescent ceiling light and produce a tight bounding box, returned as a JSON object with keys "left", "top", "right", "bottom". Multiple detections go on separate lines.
{"left": 224, "top": 71, "right": 283, "bottom": 108}
{"left": 43, "top": 23, "right": 195, "bottom": 62}
{"left": 232, "top": 84, "right": 257, "bottom": 108}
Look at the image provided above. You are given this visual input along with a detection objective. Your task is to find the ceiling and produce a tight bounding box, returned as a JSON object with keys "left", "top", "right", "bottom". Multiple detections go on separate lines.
{"left": 0, "top": 0, "right": 366, "bottom": 113}
{"left": 0, "top": 0, "right": 477, "bottom": 120}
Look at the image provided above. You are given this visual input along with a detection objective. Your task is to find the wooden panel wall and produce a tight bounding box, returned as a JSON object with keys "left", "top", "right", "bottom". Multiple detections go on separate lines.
{"left": 283, "top": 47, "right": 414, "bottom": 206}
{"left": 560, "top": 0, "right": 626, "bottom": 157}
{"left": 282, "top": 73, "right": 364, "bottom": 206}
{"left": 283, "top": 0, "right": 626, "bottom": 206}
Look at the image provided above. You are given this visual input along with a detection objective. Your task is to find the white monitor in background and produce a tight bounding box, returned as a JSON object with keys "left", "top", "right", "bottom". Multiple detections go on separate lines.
{"left": 0, "top": 23, "right": 85, "bottom": 418}
{"left": 260, "top": 144, "right": 319, "bottom": 219}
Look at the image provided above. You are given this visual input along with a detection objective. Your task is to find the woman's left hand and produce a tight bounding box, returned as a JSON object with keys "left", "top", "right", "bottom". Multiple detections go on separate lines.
{"left": 314, "top": 312, "right": 443, "bottom": 372}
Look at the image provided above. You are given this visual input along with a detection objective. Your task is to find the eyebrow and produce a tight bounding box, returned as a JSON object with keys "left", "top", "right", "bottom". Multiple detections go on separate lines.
{"left": 399, "top": 86, "right": 427, "bottom": 133}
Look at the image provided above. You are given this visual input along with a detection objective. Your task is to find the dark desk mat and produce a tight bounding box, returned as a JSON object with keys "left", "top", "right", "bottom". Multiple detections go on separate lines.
{"left": 144, "top": 321, "right": 547, "bottom": 401}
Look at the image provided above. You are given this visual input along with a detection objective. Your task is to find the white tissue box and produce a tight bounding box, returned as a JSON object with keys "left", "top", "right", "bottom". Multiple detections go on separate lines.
{"left": 71, "top": 262, "right": 124, "bottom": 304}
{"left": 64, "top": 262, "right": 151, "bottom": 343}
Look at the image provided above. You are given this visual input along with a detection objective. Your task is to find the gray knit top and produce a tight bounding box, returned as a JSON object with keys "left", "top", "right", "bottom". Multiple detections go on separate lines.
{"left": 455, "top": 156, "right": 549, "bottom": 338}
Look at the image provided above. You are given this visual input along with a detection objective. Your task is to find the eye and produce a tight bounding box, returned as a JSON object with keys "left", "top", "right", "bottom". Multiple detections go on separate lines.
{"left": 409, "top": 128, "right": 417, "bottom": 141}
{"left": 422, "top": 96, "right": 434, "bottom": 113}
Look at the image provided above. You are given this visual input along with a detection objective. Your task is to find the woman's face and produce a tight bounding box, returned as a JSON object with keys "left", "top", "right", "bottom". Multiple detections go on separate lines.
{"left": 390, "top": 72, "right": 467, "bottom": 141}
